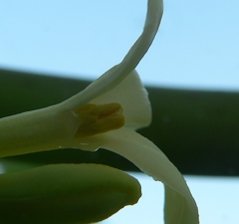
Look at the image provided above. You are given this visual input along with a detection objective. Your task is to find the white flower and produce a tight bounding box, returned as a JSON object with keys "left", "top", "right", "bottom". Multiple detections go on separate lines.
{"left": 0, "top": 0, "right": 199, "bottom": 223}
{"left": 65, "top": 70, "right": 199, "bottom": 224}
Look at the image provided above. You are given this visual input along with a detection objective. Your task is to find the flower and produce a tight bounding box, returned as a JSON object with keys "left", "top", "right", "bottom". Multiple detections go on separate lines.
{"left": 0, "top": 0, "right": 199, "bottom": 223}
{"left": 0, "top": 70, "right": 199, "bottom": 224}
{"left": 65, "top": 70, "right": 199, "bottom": 224}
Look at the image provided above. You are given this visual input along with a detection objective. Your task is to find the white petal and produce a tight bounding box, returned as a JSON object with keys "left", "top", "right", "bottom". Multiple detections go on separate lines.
{"left": 92, "top": 128, "right": 199, "bottom": 224}
{"left": 90, "top": 70, "right": 152, "bottom": 130}
{"left": 60, "top": 0, "right": 163, "bottom": 111}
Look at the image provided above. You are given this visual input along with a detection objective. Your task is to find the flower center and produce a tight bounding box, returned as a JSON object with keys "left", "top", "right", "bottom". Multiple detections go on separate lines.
{"left": 74, "top": 103, "right": 125, "bottom": 137}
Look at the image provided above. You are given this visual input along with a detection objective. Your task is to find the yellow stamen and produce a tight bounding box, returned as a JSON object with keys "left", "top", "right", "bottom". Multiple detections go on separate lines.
{"left": 74, "top": 103, "right": 125, "bottom": 137}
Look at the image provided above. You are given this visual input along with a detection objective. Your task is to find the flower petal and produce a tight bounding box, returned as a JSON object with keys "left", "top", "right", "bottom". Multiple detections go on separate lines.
{"left": 60, "top": 0, "right": 163, "bottom": 111}
{"left": 91, "top": 70, "right": 151, "bottom": 129}
{"left": 86, "top": 128, "right": 199, "bottom": 224}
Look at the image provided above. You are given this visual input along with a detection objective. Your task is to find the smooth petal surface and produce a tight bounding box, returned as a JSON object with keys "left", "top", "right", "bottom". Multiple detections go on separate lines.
{"left": 85, "top": 128, "right": 199, "bottom": 224}
{"left": 65, "top": 70, "right": 152, "bottom": 152}
{"left": 91, "top": 70, "right": 151, "bottom": 129}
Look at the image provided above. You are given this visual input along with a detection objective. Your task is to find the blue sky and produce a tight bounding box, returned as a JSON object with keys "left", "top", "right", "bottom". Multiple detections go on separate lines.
{"left": 0, "top": 0, "right": 239, "bottom": 90}
{"left": 105, "top": 174, "right": 239, "bottom": 224}
{"left": 1, "top": 1, "right": 239, "bottom": 223}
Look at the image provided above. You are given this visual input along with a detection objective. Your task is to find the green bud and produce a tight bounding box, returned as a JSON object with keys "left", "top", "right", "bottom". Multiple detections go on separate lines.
{"left": 0, "top": 163, "right": 141, "bottom": 224}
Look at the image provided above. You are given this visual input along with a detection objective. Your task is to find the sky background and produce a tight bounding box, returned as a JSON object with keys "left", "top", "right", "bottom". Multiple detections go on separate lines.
{"left": 0, "top": 0, "right": 239, "bottom": 90}
{"left": 1, "top": 0, "right": 239, "bottom": 223}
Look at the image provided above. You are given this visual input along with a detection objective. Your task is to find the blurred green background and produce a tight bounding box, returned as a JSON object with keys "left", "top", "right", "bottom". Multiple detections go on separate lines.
{"left": 1, "top": 68, "right": 239, "bottom": 176}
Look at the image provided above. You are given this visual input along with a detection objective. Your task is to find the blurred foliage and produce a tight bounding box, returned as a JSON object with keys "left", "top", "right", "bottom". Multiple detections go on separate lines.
{"left": 1, "top": 68, "right": 239, "bottom": 175}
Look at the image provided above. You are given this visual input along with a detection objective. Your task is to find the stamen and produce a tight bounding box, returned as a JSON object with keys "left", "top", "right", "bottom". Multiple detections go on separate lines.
{"left": 74, "top": 103, "right": 125, "bottom": 137}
